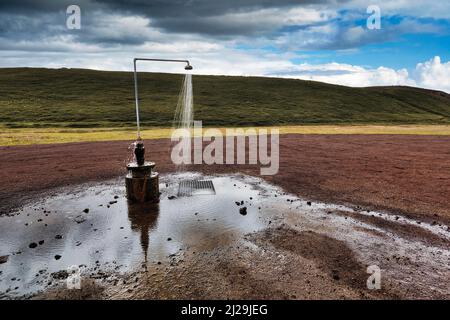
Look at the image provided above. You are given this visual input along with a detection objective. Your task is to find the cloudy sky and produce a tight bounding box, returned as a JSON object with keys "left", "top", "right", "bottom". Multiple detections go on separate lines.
{"left": 1, "top": 0, "right": 449, "bottom": 92}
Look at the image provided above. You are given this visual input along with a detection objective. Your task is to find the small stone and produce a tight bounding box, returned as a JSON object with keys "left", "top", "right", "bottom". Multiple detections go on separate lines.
{"left": 167, "top": 237, "right": 172, "bottom": 241}
{"left": 54, "top": 255, "right": 62, "bottom": 260}
{"left": 38, "top": 240, "right": 44, "bottom": 245}
{"left": 83, "top": 208, "right": 89, "bottom": 213}
{"left": 332, "top": 271, "right": 340, "bottom": 280}
{"left": 109, "top": 201, "right": 117, "bottom": 205}
{"left": 114, "top": 195, "right": 119, "bottom": 199}
{"left": 307, "top": 201, "right": 312, "bottom": 206}
{"left": 55, "top": 235, "right": 63, "bottom": 239}
{"left": 239, "top": 207, "right": 247, "bottom": 216}
{"left": 74, "top": 215, "right": 86, "bottom": 224}
{"left": 29, "top": 242, "right": 38, "bottom": 249}
{"left": 0, "top": 255, "right": 8, "bottom": 264}
{"left": 168, "top": 196, "right": 176, "bottom": 200}
{"left": 51, "top": 270, "right": 68, "bottom": 279}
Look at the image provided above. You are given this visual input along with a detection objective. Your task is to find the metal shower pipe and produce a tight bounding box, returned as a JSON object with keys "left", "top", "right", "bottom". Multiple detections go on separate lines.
{"left": 133, "top": 58, "right": 193, "bottom": 139}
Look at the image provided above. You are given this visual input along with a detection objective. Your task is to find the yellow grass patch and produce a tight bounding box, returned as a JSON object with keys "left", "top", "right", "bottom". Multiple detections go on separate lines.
{"left": 1, "top": 125, "right": 450, "bottom": 146}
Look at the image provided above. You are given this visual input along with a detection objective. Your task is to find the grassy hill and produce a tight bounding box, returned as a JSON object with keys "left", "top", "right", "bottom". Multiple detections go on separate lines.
{"left": 0, "top": 67, "right": 449, "bottom": 128}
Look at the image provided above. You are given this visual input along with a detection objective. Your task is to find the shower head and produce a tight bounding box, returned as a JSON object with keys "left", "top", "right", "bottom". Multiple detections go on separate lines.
{"left": 185, "top": 64, "right": 193, "bottom": 70}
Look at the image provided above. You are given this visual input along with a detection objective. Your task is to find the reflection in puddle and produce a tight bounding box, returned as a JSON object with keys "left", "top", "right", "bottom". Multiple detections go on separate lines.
{"left": 0, "top": 173, "right": 272, "bottom": 297}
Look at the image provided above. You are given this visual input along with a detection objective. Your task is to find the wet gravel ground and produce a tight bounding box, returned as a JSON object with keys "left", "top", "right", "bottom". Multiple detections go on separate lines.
{"left": 1, "top": 173, "right": 449, "bottom": 300}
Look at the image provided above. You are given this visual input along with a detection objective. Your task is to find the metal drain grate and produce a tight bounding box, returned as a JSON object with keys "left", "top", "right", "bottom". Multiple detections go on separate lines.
{"left": 177, "top": 180, "right": 216, "bottom": 197}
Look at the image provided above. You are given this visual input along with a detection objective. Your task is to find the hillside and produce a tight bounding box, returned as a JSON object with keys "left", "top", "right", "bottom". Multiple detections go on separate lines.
{"left": 0, "top": 68, "right": 449, "bottom": 128}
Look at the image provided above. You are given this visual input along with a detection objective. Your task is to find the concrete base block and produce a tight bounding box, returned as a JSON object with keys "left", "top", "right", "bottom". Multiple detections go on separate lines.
{"left": 125, "top": 172, "right": 159, "bottom": 203}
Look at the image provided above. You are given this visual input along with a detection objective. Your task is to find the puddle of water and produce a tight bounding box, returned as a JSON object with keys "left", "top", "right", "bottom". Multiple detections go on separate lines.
{"left": 0, "top": 173, "right": 273, "bottom": 297}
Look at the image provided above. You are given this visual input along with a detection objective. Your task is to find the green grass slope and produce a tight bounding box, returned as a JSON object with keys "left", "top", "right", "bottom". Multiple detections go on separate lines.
{"left": 0, "top": 67, "right": 449, "bottom": 128}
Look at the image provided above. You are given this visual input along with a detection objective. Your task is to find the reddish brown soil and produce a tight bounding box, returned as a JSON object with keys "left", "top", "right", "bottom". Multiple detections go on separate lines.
{"left": 1, "top": 134, "right": 450, "bottom": 224}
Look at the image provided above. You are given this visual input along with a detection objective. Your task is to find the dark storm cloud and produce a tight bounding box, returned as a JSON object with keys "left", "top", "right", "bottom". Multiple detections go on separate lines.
{"left": 0, "top": 0, "right": 95, "bottom": 12}
{"left": 0, "top": 0, "right": 338, "bottom": 37}
{"left": 0, "top": 0, "right": 435, "bottom": 52}
{"left": 95, "top": 0, "right": 335, "bottom": 35}
{"left": 94, "top": 0, "right": 329, "bottom": 17}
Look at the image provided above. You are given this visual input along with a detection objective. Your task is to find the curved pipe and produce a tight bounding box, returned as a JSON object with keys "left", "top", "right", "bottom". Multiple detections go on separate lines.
{"left": 133, "top": 58, "right": 193, "bottom": 139}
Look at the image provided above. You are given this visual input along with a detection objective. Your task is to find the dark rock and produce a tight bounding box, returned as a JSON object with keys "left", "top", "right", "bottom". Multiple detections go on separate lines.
{"left": 332, "top": 270, "right": 340, "bottom": 280}
{"left": 307, "top": 201, "right": 312, "bottom": 206}
{"left": 29, "top": 242, "right": 38, "bottom": 249}
{"left": 74, "top": 215, "right": 86, "bottom": 224}
{"left": 167, "top": 237, "right": 172, "bottom": 241}
{"left": 109, "top": 201, "right": 117, "bottom": 205}
{"left": 54, "top": 255, "right": 62, "bottom": 260}
{"left": 55, "top": 235, "right": 63, "bottom": 239}
{"left": 0, "top": 255, "right": 8, "bottom": 264}
{"left": 38, "top": 240, "right": 44, "bottom": 245}
{"left": 83, "top": 208, "right": 89, "bottom": 213}
{"left": 114, "top": 195, "right": 119, "bottom": 199}
{"left": 239, "top": 207, "right": 247, "bottom": 215}
{"left": 235, "top": 201, "right": 240, "bottom": 206}
{"left": 168, "top": 196, "right": 176, "bottom": 200}
{"left": 51, "top": 270, "right": 68, "bottom": 279}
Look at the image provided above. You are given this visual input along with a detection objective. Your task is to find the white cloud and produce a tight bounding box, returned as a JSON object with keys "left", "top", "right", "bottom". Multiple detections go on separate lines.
{"left": 278, "top": 63, "right": 414, "bottom": 88}
{"left": 412, "top": 56, "right": 450, "bottom": 93}
{"left": 267, "top": 56, "right": 450, "bottom": 93}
